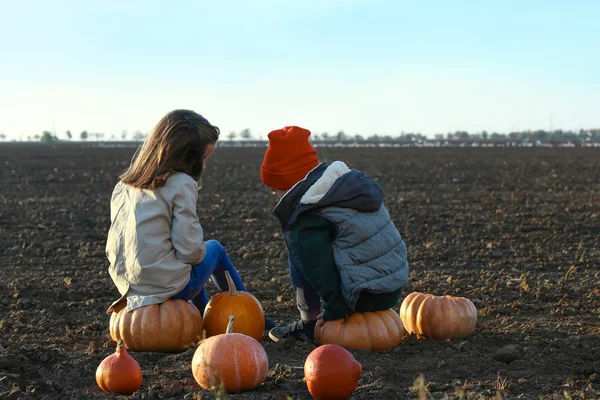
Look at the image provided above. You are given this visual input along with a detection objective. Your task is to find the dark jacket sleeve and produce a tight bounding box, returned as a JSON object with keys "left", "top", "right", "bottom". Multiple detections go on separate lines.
{"left": 291, "top": 213, "right": 350, "bottom": 321}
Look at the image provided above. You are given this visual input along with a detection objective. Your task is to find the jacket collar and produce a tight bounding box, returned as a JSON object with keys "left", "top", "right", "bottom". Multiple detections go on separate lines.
{"left": 299, "top": 161, "right": 351, "bottom": 205}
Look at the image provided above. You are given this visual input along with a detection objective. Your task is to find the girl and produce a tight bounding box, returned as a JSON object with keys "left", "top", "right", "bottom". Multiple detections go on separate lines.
{"left": 105, "top": 110, "right": 272, "bottom": 332}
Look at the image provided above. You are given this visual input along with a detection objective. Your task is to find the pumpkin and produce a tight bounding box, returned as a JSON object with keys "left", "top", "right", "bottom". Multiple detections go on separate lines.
{"left": 304, "top": 344, "right": 362, "bottom": 400}
{"left": 109, "top": 299, "right": 203, "bottom": 353}
{"left": 314, "top": 309, "right": 405, "bottom": 351}
{"left": 96, "top": 340, "right": 143, "bottom": 395}
{"left": 192, "top": 315, "right": 269, "bottom": 393}
{"left": 399, "top": 292, "right": 478, "bottom": 340}
{"left": 202, "top": 271, "right": 265, "bottom": 341}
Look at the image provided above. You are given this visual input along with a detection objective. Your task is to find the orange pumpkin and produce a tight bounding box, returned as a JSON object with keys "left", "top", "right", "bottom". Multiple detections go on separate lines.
{"left": 314, "top": 309, "right": 405, "bottom": 351}
{"left": 202, "top": 271, "right": 265, "bottom": 341}
{"left": 304, "top": 344, "right": 362, "bottom": 400}
{"left": 191, "top": 315, "right": 269, "bottom": 393}
{"left": 109, "top": 299, "right": 203, "bottom": 353}
{"left": 96, "top": 340, "right": 143, "bottom": 395}
{"left": 399, "top": 292, "right": 478, "bottom": 340}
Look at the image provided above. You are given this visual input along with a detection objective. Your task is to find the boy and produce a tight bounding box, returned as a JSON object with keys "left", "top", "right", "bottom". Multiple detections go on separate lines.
{"left": 261, "top": 126, "right": 409, "bottom": 343}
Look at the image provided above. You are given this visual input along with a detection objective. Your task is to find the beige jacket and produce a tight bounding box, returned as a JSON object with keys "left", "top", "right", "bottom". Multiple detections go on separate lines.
{"left": 105, "top": 172, "right": 206, "bottom": 312}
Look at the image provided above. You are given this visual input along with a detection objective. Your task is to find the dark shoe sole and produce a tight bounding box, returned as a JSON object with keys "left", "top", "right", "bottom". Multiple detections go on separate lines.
{"left": 268, "top": 328, "right": 316, "bottom": 346}
{"left": 268, "top": 328, "right": 287, "bottom": 343}
{"left": 268, "top": 329, "right": 299, "bottom": 350}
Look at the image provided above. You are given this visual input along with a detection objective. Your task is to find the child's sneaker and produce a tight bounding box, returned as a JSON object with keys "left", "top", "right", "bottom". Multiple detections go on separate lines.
{"left": 268, "top": 319, "right": 316, "bottom": 343}
{"left": 264, "top": 316, "right": 276, "bottom": 331}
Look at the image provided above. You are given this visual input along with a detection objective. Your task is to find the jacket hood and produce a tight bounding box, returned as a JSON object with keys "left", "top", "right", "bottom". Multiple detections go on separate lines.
{"left": 274, "top": 161, "right": 383, "bottom": 227}
{"left": 300, "top": 161, "right": 383, "bottom": 211}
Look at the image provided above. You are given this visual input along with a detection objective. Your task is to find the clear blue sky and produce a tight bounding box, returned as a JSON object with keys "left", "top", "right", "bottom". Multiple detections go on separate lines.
{"left": 1, "top": 0, "right": 598, "bottom": 140}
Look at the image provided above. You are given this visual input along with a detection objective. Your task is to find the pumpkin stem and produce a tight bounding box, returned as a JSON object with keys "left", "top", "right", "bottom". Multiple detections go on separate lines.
{"left": 116, "top": 339, "right": 126, "bottom": 354}
{"left": 224, "top": 271, "right": 239, "bottom": 296}
{"left": 226, "top": 315, "right": 235, "bottom": 334}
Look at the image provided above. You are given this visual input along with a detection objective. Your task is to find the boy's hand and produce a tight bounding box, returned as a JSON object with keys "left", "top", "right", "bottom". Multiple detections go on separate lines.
{"left": 316, "top": 312, "right": 325, "bottom": 327}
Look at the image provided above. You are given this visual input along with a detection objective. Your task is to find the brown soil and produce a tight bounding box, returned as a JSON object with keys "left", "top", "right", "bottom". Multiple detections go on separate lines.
{"left": 1, "top": 144, "right": 599, "bottom": 400}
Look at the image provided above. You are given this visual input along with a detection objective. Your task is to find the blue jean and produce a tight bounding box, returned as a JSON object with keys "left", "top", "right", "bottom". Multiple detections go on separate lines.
{"left": 289, "top": 256, "right": 322, "bottom": 321}
{"left": 172, "top": 240, "right": 246, "bottom": 314}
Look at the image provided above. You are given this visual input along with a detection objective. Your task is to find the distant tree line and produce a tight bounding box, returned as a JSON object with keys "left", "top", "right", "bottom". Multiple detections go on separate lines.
{"left": 226, "top": 128, "right": 600, "bottom": 143}
{"left": 433, "top": 129, "right": 600, "bottom": 143}
{"left": 22, "top": 130, "right": 148, "bottom": 143}
{"left": 1, "top": 127, "right": 598, "bottom": 143}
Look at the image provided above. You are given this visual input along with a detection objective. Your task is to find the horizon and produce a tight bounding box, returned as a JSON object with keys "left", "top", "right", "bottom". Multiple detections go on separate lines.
{"left": 3, "top": 126, "right": 600, "bottom": 143}
{"left": 1, "top": 1, "right": 599, "bottom": 141}
{"left": 4, "top": 127, "right": 599, "bottom": 144}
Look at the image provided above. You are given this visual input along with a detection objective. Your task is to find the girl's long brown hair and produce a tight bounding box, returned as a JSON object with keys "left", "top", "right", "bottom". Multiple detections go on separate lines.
{"left": 120, "top": 110, "right": 220, "bottom": 189}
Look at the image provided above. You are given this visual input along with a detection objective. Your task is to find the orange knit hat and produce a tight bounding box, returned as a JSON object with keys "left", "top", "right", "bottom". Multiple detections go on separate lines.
{"left": 261, "top": 126, "right": 320, "bottom": 190}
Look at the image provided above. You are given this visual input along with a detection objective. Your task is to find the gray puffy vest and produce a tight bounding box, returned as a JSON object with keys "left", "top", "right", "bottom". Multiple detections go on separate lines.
{"left": 286, "top": 203, "right": 409, "bottom": 311}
